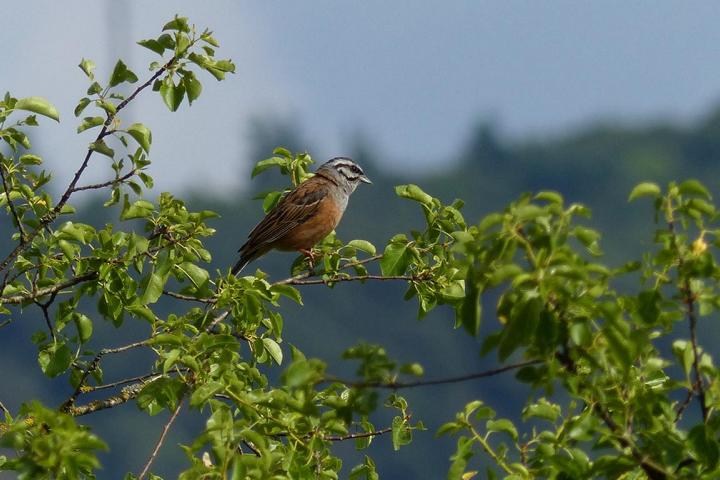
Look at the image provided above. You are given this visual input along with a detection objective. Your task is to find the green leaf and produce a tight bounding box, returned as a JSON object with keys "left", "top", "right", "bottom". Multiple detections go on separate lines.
{"left": 15, "top": 96, "right": 60, "bottom": 122}
{"left": 178, "top": 262, "right": 209, "bottom": 288}
{"left": 137, "top": 39, "right": 166, "bottom": 55}
{"left": 522, "top": 399, "right": 561, "bottom": 422}
{"left": 75, "top": 314, "right": 93, "bottom": 343}
{"left": 108, "top": 59, "right": 138, "bottom": 87}
{"left": 262, "top": 337, "right": 283, "bottom": 365}
{"left": 628, "top": 182, "right": 661, "bottom": 201}
{"left": 183, "top": 73, "right": 202, "bottom": 104}
{"left": 159, "top": 78, "right": 185, "bottom": 112}
{"left": 272, "top": 284, "right": 303, "bottom": 305}
{"left": 380, "top": 242, "right": 411, "bottom": 276}
{"left": 140, "top": 272, "right": 165, "bottom": 305}
{"left": 689, "top": 424, "right": 719, "bottom": 469}
{"left": 282, "top": 359, "right": 319, "bottom": 388}
{"left": 252, "top": 156, "right": 286, "bottom": 177}
{"left": 79, "top": 58, "right": 96, "bottom": 79}
{"left": 89, "top": 140, "right": 114, "bottom": 158}
{"left": 38, "top": 343, "right": 73, "bottom": 378}
{"left": 348, "top": 239, "right": 377, "bottom": 256}
{"left": 74, "top": 97, "right": 91, "bottom": 117}
{"left": 162, "top": 16, "right": 190, "bottom": 32}
{"left": 395, "top": 184, "right": 433, "bottom": 205}
{"left": 679, "top": 179, "right": 712, "bottom": 200}
{"left": 126, "top": 123, "right": 152, "bottom": 153}
{"left": 391, "top": 416, "right": 412, "bottom": 451}
{"left": 19, "top": 154, "right": 42, "bottom": 165}
{"left": 77, "top": 116, "right": 105, "bottom": 133}
{"left": 486, "top": 418, "right": 518, "bottom": 441}
{"left": 460, "top": 267, "right": 481, "bottom": 336}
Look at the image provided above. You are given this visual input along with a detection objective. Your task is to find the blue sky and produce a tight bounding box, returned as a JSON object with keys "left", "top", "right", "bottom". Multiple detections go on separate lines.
{"left": 4, "top": 1, "right": 720, "bottom": 191}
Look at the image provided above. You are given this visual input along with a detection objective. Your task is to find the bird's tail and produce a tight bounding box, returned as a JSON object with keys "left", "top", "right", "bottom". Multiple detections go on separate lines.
{"left": 231, "top": 245, "right": 267, "bottom": 275}
{"left": 231, "top": 257, "right": 249, "bottom": 275}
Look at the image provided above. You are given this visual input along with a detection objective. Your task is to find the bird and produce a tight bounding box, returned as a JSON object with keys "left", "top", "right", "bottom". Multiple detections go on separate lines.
{"left": 232, "top": 157, "right": 371, "bottom": 274}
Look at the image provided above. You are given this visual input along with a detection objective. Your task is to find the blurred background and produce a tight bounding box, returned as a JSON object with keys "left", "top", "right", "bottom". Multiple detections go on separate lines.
{"left": 4, "top": 1, "right": 720, "bottom": 478}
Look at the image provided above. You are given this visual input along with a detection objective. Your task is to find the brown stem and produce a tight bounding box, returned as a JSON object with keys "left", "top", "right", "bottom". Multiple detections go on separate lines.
{"left": 280, "top": 273, "right": 428, "bottom": 286}
{"left": 684, "top": 279, "right": 708, "bottom": 422}
{"left": 0, "top": 162, "right": 27, "bottom": 241}
{"left": 1, "top": 271, "right": 98, "bottom": 305}
{"left": 60, "top": 339, "right": 150, "bottom": 412}
{"left": 137, "top": 397, "right": 184, "bottom": 480}
{"left": 325, "top": 359, "right": 542, "bottom": 389}
{"left": 65, "top": 382, "right": 146, "bottom": 416}
{"left": 70, "top": 168, "right": 137, "bottom": 192}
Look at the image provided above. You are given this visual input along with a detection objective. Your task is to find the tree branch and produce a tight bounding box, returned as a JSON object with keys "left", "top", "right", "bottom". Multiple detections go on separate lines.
{"left": 325, "top": 359, "right": 542, "bottom": 389}
{"left": 163, "top": 289, "right": 216, "bottom": 304}
{"left": 1, "top": 271, "right": 98, "bottom": 305}
{"left": 280, "top": 273, "right": 428, "bottom": 286}
{"left": 70, "top": 168, "right": 137, "bottom": 192}
{"left": 60, "top": 339, "right": 150, "bottom": 412}
{"left": 683, "top": 279, "right": 708, "bottom": 422}
{"left": 273, "top": 254, "right": 383, "bottom": 286}
{"left": 0, "top": 162, "right": 27, "bottom": 241}
{"left": 65, "top": 381, "right": 146, "bottom": 417}
{"left": 137, "top": 397, "right": 184, "bottom": 480}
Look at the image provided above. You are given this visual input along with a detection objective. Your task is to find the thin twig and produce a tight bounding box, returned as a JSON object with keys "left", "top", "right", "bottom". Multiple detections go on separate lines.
{"left": 1, "top": 271, "right": 98, "bottom": 305}
{"left": 65, "top": 381, "right": 146, "bottom": 416}
{"left": 675, "top": 388, "right": 695, "bottom": 423}
{"left": 60, "top": 339, "right": 150, "bottom": 412}
{"left": 35, "top": 291, "right": 59, "bottom": 342}
{"left": 0, "top": 399, "right": 9, "bottom": 416}
{"left": 163, "top": 289, "right": 216, "bottom": 304}
{"left": 86, "top": 372, "right": 165, "bottom": 393}
{"left": 0, "top": 162, "right": 27, "bottom": 241}
{"left": 137, "top": 397, "right": 184, "bottom": 480}
{"left": 281, "top": 273, "right": 428, "bottom": 286}
{"left": 324, "top": 359, "right": 543, "bottom": 389}
{"left": 685, "top": 279, "right": 708, "bottom": 422}
{"left": 71, "top": 168, "right": 137, "bottom": 192}
{"left": 273, "top": 254, "right": 383, "bottom": 286}
{"left": 324, "top": 422, "right": 395, "bottom": 442}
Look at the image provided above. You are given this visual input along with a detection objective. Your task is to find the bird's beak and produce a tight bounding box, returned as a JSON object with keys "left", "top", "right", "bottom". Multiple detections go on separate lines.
{"left": 360, "top": 175, "right": 372, "bottom": 184}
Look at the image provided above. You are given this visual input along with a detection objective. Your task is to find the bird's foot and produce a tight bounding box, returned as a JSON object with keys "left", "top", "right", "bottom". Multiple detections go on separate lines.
{"left": 299, "top": 248, "right": 317, "bottom": 270}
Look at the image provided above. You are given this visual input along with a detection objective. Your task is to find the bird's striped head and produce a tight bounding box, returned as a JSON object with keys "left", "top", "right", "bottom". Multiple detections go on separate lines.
{"left": 317, "top": 157, "right": 372, "bottom": 192}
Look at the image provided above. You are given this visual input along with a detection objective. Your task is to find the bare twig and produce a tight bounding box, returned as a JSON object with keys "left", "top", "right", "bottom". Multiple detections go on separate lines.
{"left": 1, "top": 271, "right": 98, "bottom": 305}
{"left": 70, "top": 168, "right": 137, "bottom": 192}
{"left": 325, "top": 359, "right": 543, "bottom": 389}
{"left": 137, "top": 397, "right": 184, "bottom": 480}
{"left": 35, "top": 291, "right": 59, "bottom": 342}
{"left": 86, "top": 372, "right": 165, "bottom": 393}
{"left": 60, "top": 339, "right": 151, "bottom": 412}
{"left": 279, "top": 273, "right": 428, "bottom": 287}
{"left": 163, "top": 289, "right": 216, "bottom": 304}
{"left": 273, "top": 254, "right": 383, "bottom": 286}
{"left": 675, "top": 388, "right": 695, "bottom": 423}
{"left": 667, "top": 212, "right": 709, "bottom": 423}
{"left": 683, "top": 279, "right": 708, "bottom": 422}
{"left": 65, "top": 381, "right": 146, "bottom": 416}
{"left": 0, "top": 162, "right": 27, "bottom": 241}
{"left": 0, "top": 399, "right": 9, "bottom": 416}
{"left": 325, "top": 424, "right": 392, "bottom": 442}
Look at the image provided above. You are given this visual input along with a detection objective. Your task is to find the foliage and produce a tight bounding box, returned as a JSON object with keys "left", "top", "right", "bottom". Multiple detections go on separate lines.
{"left": 1, "top": 14, "right": 719, "bottom": 480}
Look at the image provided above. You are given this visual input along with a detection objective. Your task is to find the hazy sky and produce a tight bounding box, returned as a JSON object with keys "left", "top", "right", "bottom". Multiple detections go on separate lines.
{"left": 4, "top": 2, "right": 720, "bottom": 192}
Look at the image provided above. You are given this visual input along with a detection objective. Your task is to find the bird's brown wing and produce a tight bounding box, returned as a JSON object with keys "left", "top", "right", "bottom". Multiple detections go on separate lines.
{"left": 245, "top": 183, "right": 327, "bottom": 247}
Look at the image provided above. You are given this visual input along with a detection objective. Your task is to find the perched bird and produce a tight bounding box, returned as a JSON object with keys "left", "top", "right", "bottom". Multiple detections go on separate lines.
{"left": 232, "top": 157, "right": 371, "bottom": 274}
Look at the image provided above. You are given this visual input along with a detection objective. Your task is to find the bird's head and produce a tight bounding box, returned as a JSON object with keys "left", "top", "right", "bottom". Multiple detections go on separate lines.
{"left": 317, "top": 157, "right": 372, "bottom": 193}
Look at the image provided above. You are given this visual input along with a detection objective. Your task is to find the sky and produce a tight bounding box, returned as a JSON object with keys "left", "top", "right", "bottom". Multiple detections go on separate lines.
{"left": 4, "top": 2, "right": 720, "bottom": 193}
